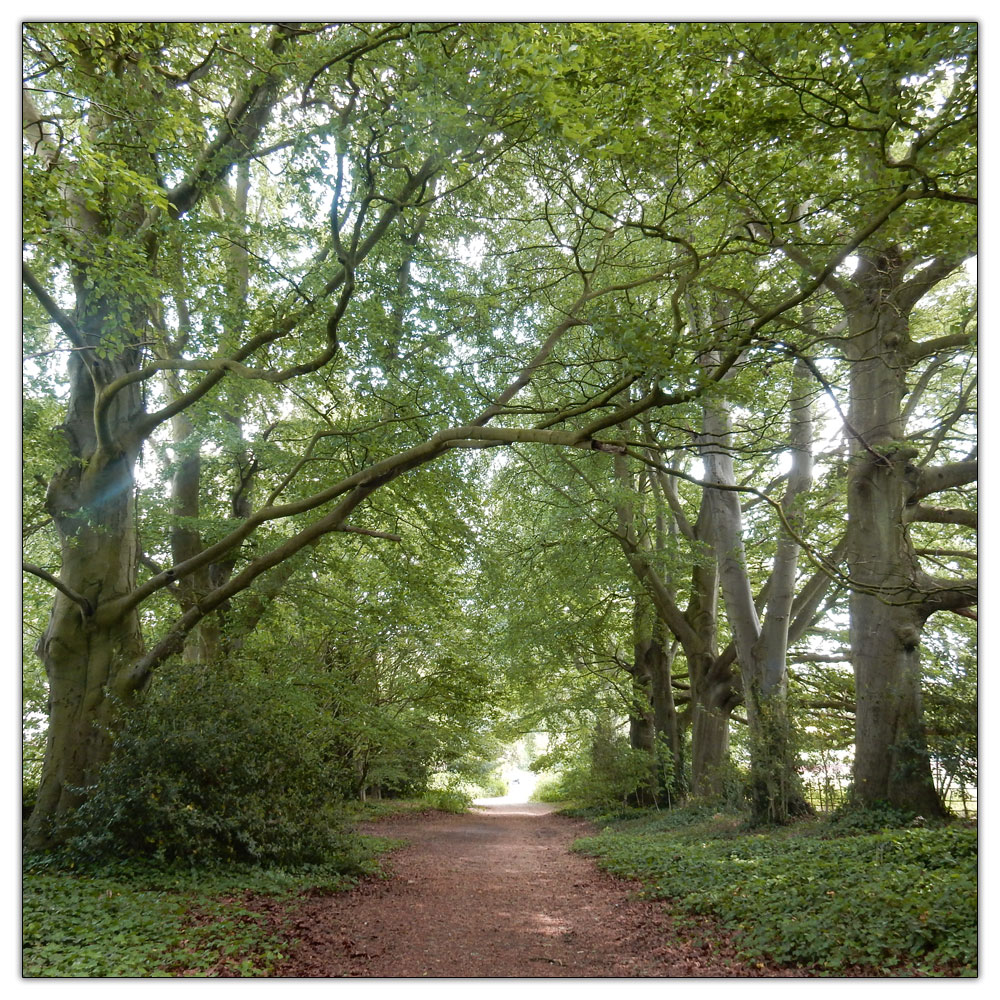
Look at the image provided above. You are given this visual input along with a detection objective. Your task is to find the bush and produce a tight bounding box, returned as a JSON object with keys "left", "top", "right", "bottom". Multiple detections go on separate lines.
{"left": 530, "top": 773, "right": 569, "bottom": 803}
{"left": 535, "top": 722, "right": 656, "bottom": 811}
{"left": 422, "top": 787, "right": 472, "bottom": 813}
{"left": 63, "top": 664, "right": 355, "bottom": 866}
{"left": 828, "top": 800, "right": 917, "bottom": 834}
{"left": 471, "top": 771, "right": 508, "bottom": 798}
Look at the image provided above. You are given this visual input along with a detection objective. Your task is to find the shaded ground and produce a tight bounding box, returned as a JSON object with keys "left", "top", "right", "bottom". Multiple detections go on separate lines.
{"left": 274, "top": 802, "right": 810, "bottom": 978}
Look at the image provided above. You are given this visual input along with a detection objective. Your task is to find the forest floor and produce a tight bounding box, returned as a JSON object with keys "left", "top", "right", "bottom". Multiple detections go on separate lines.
{"left": 272, "top": 801, "right": 809, "bottom": 978}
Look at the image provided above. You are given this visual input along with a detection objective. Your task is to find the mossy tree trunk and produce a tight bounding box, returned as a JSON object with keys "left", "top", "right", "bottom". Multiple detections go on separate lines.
{"left": 27, "top": 344, "right": 147, "bottom": 849}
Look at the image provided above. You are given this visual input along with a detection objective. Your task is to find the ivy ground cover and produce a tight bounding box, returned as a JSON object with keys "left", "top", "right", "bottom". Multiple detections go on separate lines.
{"left": 574, "top": 813, "right": 976, "bottom": 975}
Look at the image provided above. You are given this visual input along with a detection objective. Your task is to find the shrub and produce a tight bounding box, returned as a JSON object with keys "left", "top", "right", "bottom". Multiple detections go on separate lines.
{"left": 538, "top": 722, "right": 656, "bottom": 811}
{"left": 530, "top": 773, "right": 569, "bottom": 803}
{"left": 63, "top": 664, "right": 355, "bottom": 866}
{"left": 471, "top": 771, "right": 508, "bottom": 798}
{"left": 422, "top": 787, "right": 472, "bottom": 813}
{"left": 828, "top": 799, "right": 917, "bottom": 834}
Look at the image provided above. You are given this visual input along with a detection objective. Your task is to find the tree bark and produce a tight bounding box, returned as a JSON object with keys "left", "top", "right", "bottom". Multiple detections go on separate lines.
{"left": 843, "top": 250, "right": 973, "bottom": 815}
{"left": 26, "top": 349, "right": 146, "bottom": 849}
{"left": 684, "top": 547, "right": 738, "bottom": 799}
{"left": 626, "top": 594, "right": 682, "bottom": 806}
{"left": 612, "top": 451, "right": 736, "bottom": 801}
{"left": 688, "top": 652, "right": 736, "bottom": 798}
{"left": 698, "top": 354, "right": 815, "bottom": 823}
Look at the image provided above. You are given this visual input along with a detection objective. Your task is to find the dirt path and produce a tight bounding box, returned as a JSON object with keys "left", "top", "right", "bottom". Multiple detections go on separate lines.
{"left": 275, "top": 802, "right": 802, "bottom": 978}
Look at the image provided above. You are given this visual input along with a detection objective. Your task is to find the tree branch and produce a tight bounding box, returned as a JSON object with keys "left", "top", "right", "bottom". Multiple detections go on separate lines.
{"left": 905, "top": 504, "right": 977, "bottom": 530}
{"left": 337, "top": 524, "right": 402, "bottom": 542}
{"left": 896, "top": 255, "right": 967, "bottom": 315}
{"left": 123, "top": 155, "right": 442, "bottom": 447}
{"left": 23, "top": 563, "right": 93, "bottom": 615}
{"left": 164, "top": 23, "right": 298, "bottom": 221}
{"left": 904, "top": 330, "right": 976, "bottom": 365}
{"left": 918, "top": 575, "right": 978, "bottom": 617}
{"left": 22, "top": 263, "right": 90, "bottom": 354}
{"left": 910, "top": 460, "right": 978, "bottom": 503}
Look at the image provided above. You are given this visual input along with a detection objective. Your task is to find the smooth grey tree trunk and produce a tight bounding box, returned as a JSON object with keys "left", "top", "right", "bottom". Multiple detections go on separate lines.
{"left": 839, "top": 249, "right": 976, "bottom": 814}
{"left": 699, "top": 354, "right": 815, "bottom": 823}
{"left": 844, "top": 254, "right": 939, "bottom": 813}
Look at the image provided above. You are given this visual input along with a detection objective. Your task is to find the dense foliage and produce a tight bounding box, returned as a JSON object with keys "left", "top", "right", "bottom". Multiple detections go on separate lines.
{"left": 23, "top": 842, "right": 393, "bottom": 976}
{"left": 575, "top": 808, "right": 977, "bottom": 975}
{"left": 22, "top": 19, "right": 975, "bottom": 976}
{"left": 61, "top": 664, "right": 354, "bottom": 864}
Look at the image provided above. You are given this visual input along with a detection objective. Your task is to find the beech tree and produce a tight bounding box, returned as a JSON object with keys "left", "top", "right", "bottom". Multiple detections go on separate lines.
{"left": 22, "top": 22, "right": 716, "bottom": 844}
{"left": 545, "top": 21, "right": 977, "bottom": 812}
{"left": 717, "top": 24, "right": 978, "bottom": 813}
{"left": 23, "top": 22, "right": 976, "bottom": 845}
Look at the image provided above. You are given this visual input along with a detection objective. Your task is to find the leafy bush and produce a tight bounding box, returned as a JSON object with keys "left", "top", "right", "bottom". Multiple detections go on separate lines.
{"left": 531, "top": 722, "right": 656, "bottom": 811}
{"left": 62, "top": 664, "right": 356, "bottom": 866}
{"left": 530, "top": 772, "right": 569, "bottom": 803}
{"left": 470, "top": 771, "right": 508, "bottom": 798}
{"left": 827, "top": 800, "right": 917, "bottom": 834}
{"left": 575, "top": 809, "right": 977, "bottom": 974}
{"left": 422, "top": 787, "right": 472, "bottom": 813}
{"left": 688, "top": 756, "right": 750, "bottom": 813}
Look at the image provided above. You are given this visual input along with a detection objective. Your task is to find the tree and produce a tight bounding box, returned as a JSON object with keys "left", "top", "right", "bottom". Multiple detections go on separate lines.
{"left": 721, "top": 23, "right": 978, "bottom": 812}
{"left": 23, "top": 22, "right": 976, "bottom": 846}
{"left": 23, "top": 22, "right": 714, "bottom": 844}
{"left": 22, "top": 21, "right": 521, "bottom": 842}
{"left": 23, "top": 21, "right": 461, "bottom": 842}
{"left": 563, "top": 21, "right": 977, "bottom": 813}
{"left": 695, "top": 353, "right": 819, "bottom": 822}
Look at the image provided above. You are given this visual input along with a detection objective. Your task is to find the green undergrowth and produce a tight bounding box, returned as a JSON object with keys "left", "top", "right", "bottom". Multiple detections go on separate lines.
{"left": 23, "top": 794, "right": 469, "bottom": 977}
{"left": 339, "top": 789, "right": 473, "bottom": 819}
{"left": 338, "top": 797, "right": 445, "bottom": 820}
{"left": 574, "top": 806, "right": 977, "bottom": 976}
{"left": 22, "top": 835, "right": 400, "bottom": 977}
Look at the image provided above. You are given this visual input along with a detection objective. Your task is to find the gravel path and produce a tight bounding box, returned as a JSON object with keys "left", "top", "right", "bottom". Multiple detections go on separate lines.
{"left": 274, "top": 802, "right": 805, "bottom": 978}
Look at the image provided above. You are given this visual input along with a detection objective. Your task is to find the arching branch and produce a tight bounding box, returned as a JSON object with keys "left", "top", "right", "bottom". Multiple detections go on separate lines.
{"left": 22, "top": 263, "right": 90, "bottom": 356}
{"left": 23, "top": 563, "right": 93, "bottom": 616}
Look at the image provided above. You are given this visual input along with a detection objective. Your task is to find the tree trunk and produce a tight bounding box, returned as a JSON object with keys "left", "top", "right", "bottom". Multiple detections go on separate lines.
{"left": 846, "top": 441, "right": 942, "bottom": 813}
{"left": 651, "top": 636, "right": 684, "bottom": 804}
{"left": 624, "top": 649, "right": 658, "bottom": 808}
{"left": 699, "top": 354, "right": 815, "bottom": 823}
{"left": 29, "top": 602, "right": 143, "bottom": 848}
{"left": 612, "top": 450, "right": 738, "bottom": 802}
{"left": 681, "top": 544, "right": 738, "bottom": 801}
{"left": 168, "top": 405, "right": 220, "bottom": 664}
{"left": 851, "top": 592, "right": 941, "bottom": 813}
{"left": 26, "top": 349, "right": 146, "bottom": 848}
{"left": 844, "top": 251, "right": 947, "bottom": 815}
{"left": 689, "top": 653, "right": 734, "bottom": 799}
{"left": 626, "top": 595, "right": 682, "bottom": 806}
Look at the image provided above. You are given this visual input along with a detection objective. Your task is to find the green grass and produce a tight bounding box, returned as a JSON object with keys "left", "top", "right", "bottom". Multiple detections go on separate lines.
{"left": 574, "top": 807, "right": 977, "bottom": 975}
